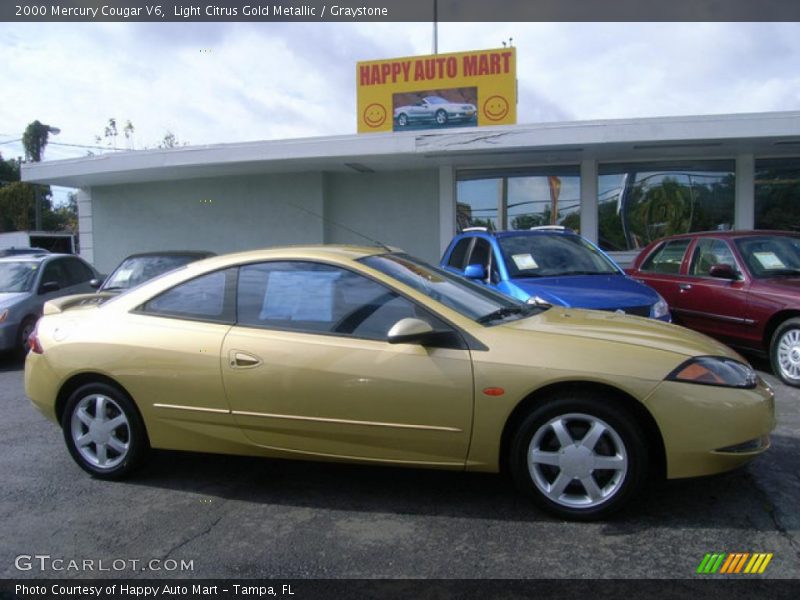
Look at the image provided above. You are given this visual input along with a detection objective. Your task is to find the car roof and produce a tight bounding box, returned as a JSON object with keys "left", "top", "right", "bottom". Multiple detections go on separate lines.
{"left": 0, "top": 252, "right": 74, "bottom": 264}
{"left": 119, "top": 251, "right": 216, "bottom": 259}
{"left": 648, "top": 230, "right": 800, "bottom": 243}
{"left": 456, "top": 228, "right": 578, "bottom": 239}
{"left": 182, "top": 245, "right": 395, "bottom": 270}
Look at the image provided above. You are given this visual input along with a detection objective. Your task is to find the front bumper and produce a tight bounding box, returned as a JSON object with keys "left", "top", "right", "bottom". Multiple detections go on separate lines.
{"left": 0, "top": 320, "right": 19, "bottom": 351}
{"left": 645, "top": 377, "right": 775, "bottom": 479}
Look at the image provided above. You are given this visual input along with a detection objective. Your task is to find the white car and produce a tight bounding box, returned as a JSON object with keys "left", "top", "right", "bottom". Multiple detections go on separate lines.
{"left": 394, "top": 96, "right": 477, "bottom": 127}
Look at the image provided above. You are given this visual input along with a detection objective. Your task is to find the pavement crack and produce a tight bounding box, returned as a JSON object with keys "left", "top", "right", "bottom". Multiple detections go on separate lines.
{"left": 160, "top": 514, "right": 225, "bottom": 562}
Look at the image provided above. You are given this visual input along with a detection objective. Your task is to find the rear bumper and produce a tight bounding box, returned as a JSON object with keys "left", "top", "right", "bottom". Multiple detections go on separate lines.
{"left": 24, "top": 351, "right": 60, "bottom": 423}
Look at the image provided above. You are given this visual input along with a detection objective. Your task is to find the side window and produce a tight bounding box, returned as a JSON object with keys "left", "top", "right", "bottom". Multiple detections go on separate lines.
{"left": 63, "top": 258, "right": 94, "bottom": 285}
{"left": 40, "top": 259, "right": 71, "bottom": 289}
{"left": 237, "top": 261, "right": 438, "bottom": 341}
{"left": 446, "top": 238, "right": 472, "bottom": 270}
{"left": 141, "top": 269, "right": 234, "bottom": 323}
{"left": 640, "top": 239, "right": 691, "bottom": 274}
{"left": 689, "top": 239, "right": 740, "bottom": 277}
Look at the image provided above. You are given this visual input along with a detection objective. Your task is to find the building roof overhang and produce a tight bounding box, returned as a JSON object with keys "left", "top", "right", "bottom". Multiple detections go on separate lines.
{"left": 21, "top": 111, "right": 800, "bottom": 188}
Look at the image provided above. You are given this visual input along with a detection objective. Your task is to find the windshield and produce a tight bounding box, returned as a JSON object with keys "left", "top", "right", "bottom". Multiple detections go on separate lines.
{"left": 101, "top": 255, "right": 202, "bottom": 291}
{"left": 735, "top": 235, "right": 800, "bottom": 278}
{"left": 498, "top": 234, "right": 620, "bottom": 278}
{"left": 0, "top": 261, "right": 39, "bottom": 293}
{"left": 425, "top": 96, "right": 448, "bottom": 104}
{"left": 360, "top": 253, "right": 539, "bottom": 323}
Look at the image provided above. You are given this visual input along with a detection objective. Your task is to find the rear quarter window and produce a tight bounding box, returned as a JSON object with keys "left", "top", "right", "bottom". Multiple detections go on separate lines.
{"left": 640, "top": 239, "right": 692, "bottom": 274}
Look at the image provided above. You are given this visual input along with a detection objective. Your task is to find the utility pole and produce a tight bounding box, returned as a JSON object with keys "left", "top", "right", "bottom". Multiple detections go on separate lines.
{"left": 432, "top": 0, "right": 438, "bottom": 54}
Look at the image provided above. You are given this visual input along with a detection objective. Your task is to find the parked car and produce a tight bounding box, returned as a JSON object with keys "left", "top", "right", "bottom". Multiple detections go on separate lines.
{"left": 94, "top": 251, "right": 215, "bottom": 294}
{"left": 628, "top": 230, "right": 800, "bottom": 386}
{"left": 0, "top": 253, "right": 99, "bottom": 355}
{"left": 441, "top": 227, "right": 670, "bottom": 320}
{"left": 0, "top": 247, "right": 50, "bottom": 257}
{"left": 394, "top": 96, "right": 477, "bottom": 127}
{"left": 26, "top": 245, "right": 772, "bottom": 520}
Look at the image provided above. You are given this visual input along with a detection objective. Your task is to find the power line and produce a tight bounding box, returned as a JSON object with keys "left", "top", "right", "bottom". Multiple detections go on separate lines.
{"left": 49, "top": 141, "right": 128, "bottom": 152}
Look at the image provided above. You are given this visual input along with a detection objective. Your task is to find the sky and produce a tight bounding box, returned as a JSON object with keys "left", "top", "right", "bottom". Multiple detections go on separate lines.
{"left": 1, "top": 21, "right": 800, "bottom": 194}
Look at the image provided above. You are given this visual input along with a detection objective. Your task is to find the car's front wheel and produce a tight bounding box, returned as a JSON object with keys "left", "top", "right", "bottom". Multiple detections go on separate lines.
{"left": 509, "top": 393, "right": 648, "bottom": 520}
{"left": 62, "top": 383, "right": 149, "bottom": 479}
{"left": 771, "top": 318, "right": 800, "bottom": 386}
{"left": 16, "top": 316, "right": 36, "bottom": 357}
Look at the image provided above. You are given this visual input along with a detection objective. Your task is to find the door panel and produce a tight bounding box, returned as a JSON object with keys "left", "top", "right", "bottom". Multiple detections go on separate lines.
{"left": 673, "top": 238, "right": 753, "bottom": 344}
{"left": 222, "top": 327, "right": 473, "bottom": 465}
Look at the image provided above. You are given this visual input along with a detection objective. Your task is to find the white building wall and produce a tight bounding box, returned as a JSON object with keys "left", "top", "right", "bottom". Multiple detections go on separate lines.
{"left": 323, "top": 169, "right": 441, "bottom": 263}
{"left": 91, "top": 173, "right": 325, "bottom": 274}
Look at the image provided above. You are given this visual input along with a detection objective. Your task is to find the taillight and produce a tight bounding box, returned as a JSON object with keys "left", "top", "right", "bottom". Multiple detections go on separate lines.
{"left": 28, "top": 322, "right": 43, "bottom": 354}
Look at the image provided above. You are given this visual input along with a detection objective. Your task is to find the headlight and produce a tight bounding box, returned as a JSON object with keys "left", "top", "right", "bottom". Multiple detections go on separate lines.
{"left": 666, "top": 356, "right": 757, "bottom": 389}
{"left": 650, "top": 294, "right": 670, "bottom": 319}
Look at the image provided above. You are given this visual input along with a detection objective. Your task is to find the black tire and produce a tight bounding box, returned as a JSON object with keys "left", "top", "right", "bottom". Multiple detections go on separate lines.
{"left": 770, "top": 318, "right": 800, "bottom": 387}
{"left": 509, "top": 392, "right": 648, "bottom": 521}
{"left": 435, "top": 110, "right": 448, "bottom": 126}
{"left": 16, "top": 316, "right": 37, "bottom": 357}
{"left": 397, "top": 113, "right": 408, "bottom": 127}
{"left": 61, "top": 382, "right": 149, "bottom": 479}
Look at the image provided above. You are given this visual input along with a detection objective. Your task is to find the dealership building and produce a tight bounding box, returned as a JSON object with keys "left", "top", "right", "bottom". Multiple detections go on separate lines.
{"left": 22, "top": 110, "right": 800, "bottom": 273}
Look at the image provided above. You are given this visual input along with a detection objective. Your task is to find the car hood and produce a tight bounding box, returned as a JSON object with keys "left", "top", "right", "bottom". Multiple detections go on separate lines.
{"left": 0, "top": 292, "right": 29, "bottom": 309}
{"left": 502, "top": 306, "right": 738, "bottom": 359}
{"left": 510, "top": 274, "right": 658, "bottom": 309}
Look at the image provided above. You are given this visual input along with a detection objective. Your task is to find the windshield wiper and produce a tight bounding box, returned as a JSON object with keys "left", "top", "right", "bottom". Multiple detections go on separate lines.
{"left": 477, "top": 305, "right": 536, "bottom": 324}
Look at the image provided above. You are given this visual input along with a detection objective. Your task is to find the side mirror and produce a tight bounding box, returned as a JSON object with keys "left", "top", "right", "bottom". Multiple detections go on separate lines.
{"left": 89, "top": 278, "right": 104, "bottom": 289}
{"left": 39, "top": 281, "right": 60, "bottom": 294}
{"left": 387, "top": 318, "right": 435, "bottom": 345}
{"left": 709, "top": 264, "right": 738, "bottom": 280}
{"left": 464, "top": 264, "right": 486, "bottom": 280}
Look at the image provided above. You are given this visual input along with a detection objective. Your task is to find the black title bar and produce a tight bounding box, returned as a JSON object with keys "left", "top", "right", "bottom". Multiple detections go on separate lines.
{"left": 3, "top": 0, "right": 800, "bottom": 22}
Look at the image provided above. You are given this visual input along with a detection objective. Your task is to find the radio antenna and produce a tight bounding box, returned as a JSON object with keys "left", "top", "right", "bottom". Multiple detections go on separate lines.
{"left": 279, "top": 200, "right": 394, "bottom": 252}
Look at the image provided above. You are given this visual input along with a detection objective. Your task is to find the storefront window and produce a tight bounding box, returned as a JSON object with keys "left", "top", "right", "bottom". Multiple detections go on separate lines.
{"left": 457, "top": 168, "right": 580, "bottom": 232}
{"left": 755, "top": 158, "right": 800, "bottom": 232}
{"left": 456, "top": 178, "right": 500, "bottom": 230}
{"left": 598, "top": 161, "right": 735, "bottom": 252}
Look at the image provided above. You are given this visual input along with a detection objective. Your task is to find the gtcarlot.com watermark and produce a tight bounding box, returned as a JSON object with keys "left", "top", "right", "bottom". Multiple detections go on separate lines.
{"left": 15, "top": 554, "right": 194, "bottom": 573}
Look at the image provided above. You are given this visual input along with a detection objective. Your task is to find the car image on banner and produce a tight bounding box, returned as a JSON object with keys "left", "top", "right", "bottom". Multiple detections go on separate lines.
{"left": 393, "top": 91, "right": 477, "bottom": 130}
{"left": 25, "top": 245, "right": 773, "bottom": 521}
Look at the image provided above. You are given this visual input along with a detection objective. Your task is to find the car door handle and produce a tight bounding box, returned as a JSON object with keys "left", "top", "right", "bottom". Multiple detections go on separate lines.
{"left": 679, "top": 283, "right": 692, "bottom": 291}
{"left": 229, "top": 351, "right": 262, "bottom": 369}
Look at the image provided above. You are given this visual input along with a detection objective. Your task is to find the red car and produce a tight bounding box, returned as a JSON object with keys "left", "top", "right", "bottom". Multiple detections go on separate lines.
{"left": 628, "top": 230, "right": 800, "bottom": 386}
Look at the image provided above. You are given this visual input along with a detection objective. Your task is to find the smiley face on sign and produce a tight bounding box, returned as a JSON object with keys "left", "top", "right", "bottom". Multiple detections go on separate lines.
{"left": 483, "top": 95, "right": 510, "bottom": 122}
{"left": 362, "top": 103, "right": 388, "bottom": 128}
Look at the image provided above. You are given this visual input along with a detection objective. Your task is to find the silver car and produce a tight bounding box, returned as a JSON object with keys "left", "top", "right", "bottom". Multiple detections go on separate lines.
{"left": 394, "top": 96, "right": 477, "bottom": 127}
{"left": 0, "top": 253, "right": 99, "bottom": 355}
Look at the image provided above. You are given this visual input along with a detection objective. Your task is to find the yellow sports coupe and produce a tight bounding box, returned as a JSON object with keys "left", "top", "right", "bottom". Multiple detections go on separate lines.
{"left": 25, "top": 246, "right": 774, "bottom": 520}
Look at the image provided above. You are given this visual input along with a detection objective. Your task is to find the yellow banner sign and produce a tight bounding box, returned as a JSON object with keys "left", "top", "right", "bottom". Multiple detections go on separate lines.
{"left": 357, "top": 48, "right": 516, "bottom": 133}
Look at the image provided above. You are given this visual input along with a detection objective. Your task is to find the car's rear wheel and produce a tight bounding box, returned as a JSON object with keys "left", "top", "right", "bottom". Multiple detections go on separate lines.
{"left": 435, "top": 110, "right": 448, "bottom": 125}
{"left": 62, "top": 383, "right": 149, "bottom": 479}
{"left": 509, "top": 393, "right": 648, "bottom": 521}
{"left": 771, "top": 318, "right": 800, "bottom": 387}
{"left": 397, "top": 113, "right": 408, "bottom": 127}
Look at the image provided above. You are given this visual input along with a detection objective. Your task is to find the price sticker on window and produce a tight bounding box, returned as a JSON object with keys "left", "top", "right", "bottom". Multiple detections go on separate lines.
{"left": 512, "top": 254, "right": 538, "bottom": 270}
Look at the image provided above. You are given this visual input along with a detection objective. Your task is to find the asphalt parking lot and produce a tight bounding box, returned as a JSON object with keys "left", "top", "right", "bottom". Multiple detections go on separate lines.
{"left": 0, "top": 354, "right": 798, "bottom": 580}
